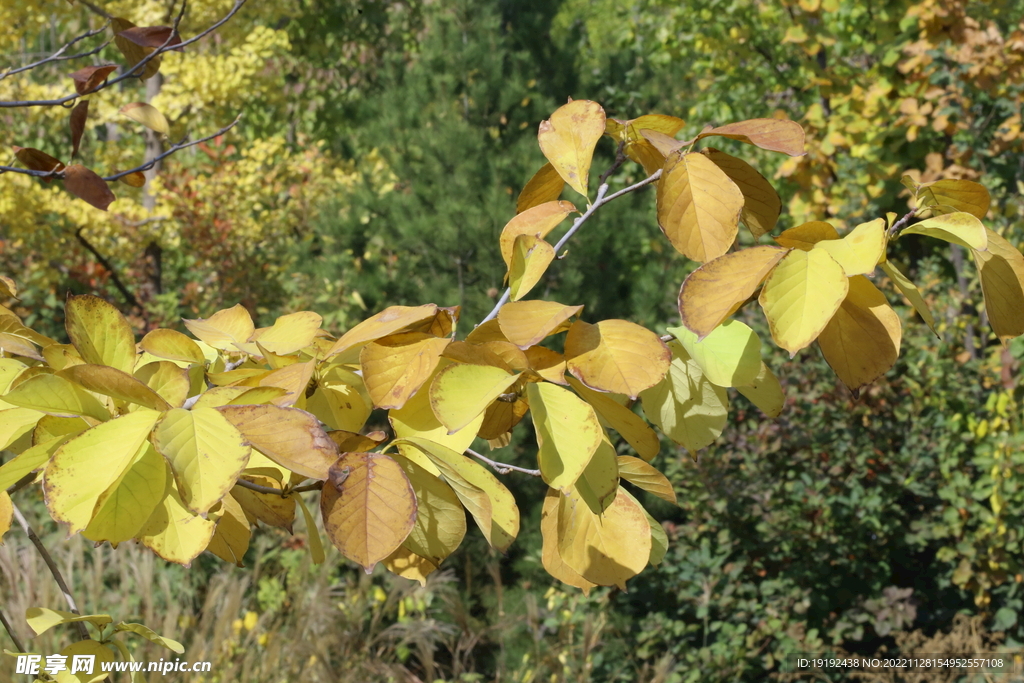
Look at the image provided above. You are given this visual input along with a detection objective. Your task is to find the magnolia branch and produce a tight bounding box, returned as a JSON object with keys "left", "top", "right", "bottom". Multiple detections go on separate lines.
{"left": 0, "top": 0, "right": 247, "bottom": 108}
{"left": 233, "top": 477, "right": 323, "bottom": 497}
{"left": 466, "top": 448, "right": 542, "bottom": 477}
{"left": 888, "top": 207, "right": 918, "bottom": 237}
{"left": 0, "top": 23, "right": 111, "bottom": 82}
{"left": 74, "top": 229, "right": 140, "bottom": 308}
{"left": 478, "top": 167, "right": 663, "bottom": 325}
{"left": 0, "top": 606, "right": 28, "bottom": 653}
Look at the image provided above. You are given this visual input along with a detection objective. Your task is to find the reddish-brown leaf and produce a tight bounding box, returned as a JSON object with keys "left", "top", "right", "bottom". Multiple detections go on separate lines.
{"left": 118, "top": 171, "right": 147, "bottom": 188}
{"left": 69, "top": 65, "right": 118, "bottom": 95}
{"left": 12, "top": 147, "right": 65, "bottom": 176}
{"left": 70, "top": 100, "right": 89, "bottom": 158}
{"left": 696, "top": 118, "right": 806, "bottom": 157}
{"left": 63, "top": 165, "right": 115, "bottom": 211}
{"left": 117, "top": 26, "right": 183, "bottom": 51}
{"left": 111, "top": 18, "right": 162, "bottom": 81}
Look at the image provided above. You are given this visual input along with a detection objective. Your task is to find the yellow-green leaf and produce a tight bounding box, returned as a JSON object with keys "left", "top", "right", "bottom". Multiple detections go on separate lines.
{"left": 0, "top": 408, "right": 40, "bottom": 452}
{"left": 120, "top": 102, "right": 169, "bottom": 136}
{"left": 140, "top": 328, "right": 205, "bottom": 363}
{"left": 65, "top": 294, "right": 136, "bottom": 374}
{"left": 509, "top": 234, "right": 556, "bottom": 301}
{"left": 566, "top": 377, "right": 660, "bottom": 461}
{"left": 564, "top": 319, "right": 670, "bottom": 398}
{"left": 617, "top": 456, "right": 677, "bottom": 505}
{"left": 55, "top": 639, "right": 115, "bottom": 683}
{"left": 2, "top": 374, "right": 109, "bottom": 422}
{"left": 25, "top": 608, "right": 112, "bottom": 636}
{"left": 812, "top": 218, "right": 886, "bottom": 276}
{"left": 360, "top": 333, "right": 450, "bottom": 410}
{"left": 526, "top": 382, "right": 603, "bottom": 491}
{"left": 217, "top": 405, "right": 336, "bottom": 480}
{"left": 83, "top": 441, "right": 168, "bottom": 546}
{"left": 880, "top": 261, "right": 937, "bottom": 335}
{"left": 135, "top": 361, "right": 191, "bottom": 408}
{"left": 0, "top": 491, "right": 11, "bottom": 543}
{"left": 608, "top": 114, "right": 686, "bottom": 175}
{"left": 575, "top": 437, "right": 618, "bottom": 514}
{"left": 657, "top": 151, "right": 744, "bottom": 262}
{"left": 0, "top": 435, "right": 70, "bottom": 491}
{"left": 701, "top": 148, "right": 781, "bottom": 238}
{"left": 136, "top": 482, "right": 217, "bottom": 567}
{"left": 395, "top": 456, "right": 467, "bottom": 565}
{"left": 499, "top": 200, "right": 576, "bottom": 268}
{"left": 537, "top": 99, "right": 605, "bottom": 198}
{"left": 248, "top": 311, "right": 323, "bottom": 355}
{"left": 206, "top": 493, "right": 250, "bottom": 567}
{"left": 429, "top": 363, "right": 519, "bottom": 433}
{"left": 113, "top": 622, "right": 184, "bottom": 653}
{"left": 383, "top": 545, "right": 438, "bottom": 586}
{"left": 294, "top": 492, "right": 325, "bottom": 565}
{"left": 668, "top": 320, "right": 761, "bottom": 388}
{"left": 972, "top": 229, "right": 1024, "bottom": 342}
{"left": 60, "top": 364, "right": 171, "bottom": 411}
{"left": 497, "top": 300, "right": 581, "bottom": 349}
{"left": 900, "top": 212, "right": 987, "bottom": 250}
{"left": 735, "top": 362, "right": 785, "bottom": 418}
{"left": 516, "top": 162, "right": 565, "bottom": 213}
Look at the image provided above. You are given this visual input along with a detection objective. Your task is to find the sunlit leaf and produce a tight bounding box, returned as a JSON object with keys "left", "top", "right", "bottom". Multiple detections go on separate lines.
{"left": 617, "top": 456, "right": 676, "bottom": 505}
{"left": 120, "top": 102, "right": 169, "bottom": 136}
{"left": 526, "top": 382, "right": 602, "bottom": 491}
{"left": 900, "top": 212, "right": 987, "bottom": 250}
{"left": 248, "top": 311, "right": 323, "bottom": 355}
{"left": 696, "top": 118, "right": 806, "bottom": 156}
{"left": 3, "top": 374, "right": 109, "bottom": 422}
{"left": 360, "top": 332, "right": 450, "bottom": 409}
{"left": 390, "top": 362, "right": 482, "bottom": 467}
{"left": 183, "top": 304, "right": 255, "bottom": 352}
{"left": 217, "top": 405, "right": 336, "bottom": 480}
{"left": 657, "top": 151, "right": 744, "bottom": 262}
{"left": 516, "top": 162, "right": 565, "bottom": 213}
{"left": 231, "top": 475, "right": 295, "bottom": 529}
{"left": 812, "top": 218, "right": 886, "bottom": 276}
{"left": 0, "top": 491, "right": 12, "bottom": 544}
{"left": 916, "top": 178, "right": 990, "bottom": 219}
{"left": 537, "top": 99, "right": 606, "bottom": 198}
{"left": 575, "top": 437, "right": 618, "bottom": 514}
{"left": 61, "top": 364, "right": 171, "bottom": 411}
{"left": 25, "top": 608, "right": 112, "bottom": 636}
{"left": 972, "top": 229, "right": 1024, "bottom": 342}
{"left": 429, "top": 362, "right": 519, "bottom": 433}
{"left": 564, "top": 319, "right": 670, "bottom": 398}
{"left": 206, "top": 493, "right": 250, "bottom": 567}
{"left": 136, "top": 482, "right": 216, "bottom": 567}
{"left": 83, "top": 442, "right": 168, "bottom": 546}
{"left": 509, "top": 234, "right": 556, "bottom": 300}
{"left": 325, "top": 304, "right": 439, "bottom": 358}
{"left": 775, "top": 221, "right": 840, "bottom": 250}
{"left": 701, "top": 148, "right": 781, "bottom": 238}
{"left": 540, "top": 489, "right": 595, "bottom": 594}
{"left": 140, "top": 328, "right": 205, "bottom": 363}
{"left": 880, "top": 261, "right": 937, "bottom": 335}
{"left": 135, "top": 361, "right": 190, "bottom": 408}
{"left": 668, "top": 320, "right": 761, "bottom": 388}
{"left": 383, "top": 546, "right": 438, "bottom": 586}
{"left": 499, "top": 200, "right": 576, "bottom": 268}
{"left": 497, "top": 300, "right": 582, "bottom": 349}
{"left": 566, "top": 377, "right": 659, "bottom": 461}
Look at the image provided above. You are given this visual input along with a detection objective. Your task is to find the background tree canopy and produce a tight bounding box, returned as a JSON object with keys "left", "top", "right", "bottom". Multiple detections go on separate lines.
{"left": 3, "top": 0, "right": 1024, "bottom": 681}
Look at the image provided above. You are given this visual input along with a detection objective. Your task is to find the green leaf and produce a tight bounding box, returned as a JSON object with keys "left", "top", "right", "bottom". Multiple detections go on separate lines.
{"left": 668, "top": 320, "right": 761, "bottom": 388}
{"left": 429, "top": 363, "right": 519, "bottom": 433}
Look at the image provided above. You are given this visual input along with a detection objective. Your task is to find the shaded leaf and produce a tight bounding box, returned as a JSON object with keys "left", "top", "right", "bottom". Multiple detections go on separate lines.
{"left": 901, "top": 212, "right": 987, "bottom": 250}
{"left": 701, "top": 148, "right": 781, "bottom": 238}
{"left": 83, "top": 442, "right": 168, "bottom": 545}
{"left": 972, "top": 229, "right": 1024, "bottom": 342}
{"left": 118, "top": 171, "right": 146, "bottom": 188}
{"left": 206, "top": 493, "right": 250, "bottom": 567}
{"left": 735, "top": 362, "right": 785, "bottom": 418}
{"left": 217, "top": 405, "right": 336, "bottom": 480}
{"left": 117, "top": 25, "right": 182, "bottom": 50}
{"left": 617, "top": 456, "right": 677, "bottom": 505}
{"left": 136, "top": 482, "right": 216, "bottom": 566}
{"left": 111, "top": 17, "right": 161, "bottom": 81}
{"left": 60, "top": 364, "right": 171, "bottom": 411}
{"left": 63, "top": 164, "right": 115, "bottom": 210}
{"left": 917, "top": 178, "right": 990, "bottom": 219}
{"left": 516, "top": 162, "right": 565, "bottom": 213}
{"left": 540, "top": 489, "right": 595, "bottom": 594}
{"left": 775, "top": 221, "right": 840, "bottom": 250}
{"left": 395, "top": 456, "right": 467, "bottom": 566}
{"left": 509, "top": 234, "right": 556, "bottom": 301}
{"left": 880, "top": 261, "right": 937, "bottom": 335}
{"left": 65, "top": 294, "right": 136, "bottom": 374}
{"left": 70, "top": 100, "right": 89, "bottom": 158}
{"left": 566, "top": 376, "right": 660, "bottom": 461}
{"left": 69, "top": 65, "right": 117, "bottom": 95}
{"left": 499, "top": 200, "right": 576, "bottom": 268}
{"left": 668, "top": 320, "right": 761, "bottom": 388}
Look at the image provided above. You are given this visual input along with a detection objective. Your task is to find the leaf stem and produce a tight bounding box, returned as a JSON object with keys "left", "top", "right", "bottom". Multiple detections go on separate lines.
{"left": 466, "top": 448, "right": 541, "bottom": 477}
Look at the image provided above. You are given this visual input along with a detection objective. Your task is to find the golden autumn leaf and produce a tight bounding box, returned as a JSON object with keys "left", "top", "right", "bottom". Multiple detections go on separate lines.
{"left": 575, "top": 437, "right": 618, "bottom": 514}
{"left": 65, "top": 295, "right": 136, "bottom": 374}
{"left": 526, "top": 381, "right": 603, "bottom": 491}
{"left": 508, "top": 234, "right": 556, "bottom": 301}
{"left": 63, "top": 164, "right": 115, "bottom": 211}
{"left": 696, "top": 118, "right": 806, "bottom": 156}
{"left": 607, "top": 114, "right": 686, "bottom": 175}
{"left": 972, "top": 229, "right": 1024, "bottom": 342}
{"left": 118, "top": 171, "right": 147, "bottom": 188}
{"left": 516, "top": 162, "right": 565, "bottom": 213}
{"left": 616, "top": 456, "right": 677, "bottom": 505}
{"left": 916, "top": 178, "right": 990, "bottom": 219}
{"left": 231, "top": 475, "right": 295, "bottom": 529}
{"left": 812, "top": 218, "right": 886, "bottom": 276}
{"left": 394, "top": 456, "right": 467, "bottom": 566}
{"left": 700, "top": 148, "right": 781, "bottom": 238}
{"left": 59, "top": 364, "right": 171, "bottom": 412}
{"left": 0, "top": 491, "right": 12, "bottom": 544}
{"left": 566, "top": 376, "right": 660, "bottom": 461}
{"left": 383, "top": 546, "right": 438, "bottom": 586}
{"left": 206, "top": 493, "right": 251, "bottom": 567}
{"left": 499, "top": 200, "right": 576, "bottom": 268}
{"left": 183, "top": 303, "right": 255, "bottom": 352}
{"left": 775, "top": 221, "right": 841, "bottom": 250}
{"left": 901, "top": 212, "right": 988, "bottom": 250}
{"left": 140, "top": 328, "right": 205, "bottom": 363}
{"left": 497, "top": 300, "right": 582, "bottom": 349}
{"left": 735, "top": 362, "right": 785, "bottom": 418}
{"left": 540, "top": 489, "right": 595, "bottom": 594}
{"left": 657, "top": 151, "right": 744, "bottom": 262}
{"left": 120, "top": 102, "right": 170, "bottom": 136}
{"left": 320, "top": 453, "right": 417, "bottom": 572}
{"left": 564, "top": 319, "right": 671, "bottom": 398}
{"left": 429, "top": 362, "right": 519, "bottom": 433}
{"left": 524, "top": 345, "right": 567, "bottom": 385}
{"left": 248, "top": 311, "right": 323, "bottom": 355}
{"left": 325, "top": 304, "right": 439, "bottom": 359}
{"left": 880, "top": 261, "right": 937, "bottom": 335}
{"left": 217, "top": 405, "right": 336, "bottom": 480}
{"left": 537, "top": 99, "right": 606, "bottom": 198}
{"left": 136, "top": 483, "right": 216, "bottom": 566}
{"left": 360, "top": 332, "right": 450, "bottom": 409}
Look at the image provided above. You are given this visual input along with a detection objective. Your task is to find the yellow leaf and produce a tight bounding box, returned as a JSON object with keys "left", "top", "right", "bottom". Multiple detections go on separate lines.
{"left": 566, "top": 377, "right": 660, "bottom": 461}
{"left": 526, "top": 382, "right": 603, "bottom": 491}
{"left": 25, "top": 608, "right": 112, "bottom": 636}
{"left": 44, "top": 409, "right": 162, "bottom": 535}
{"left": 294, "top": 493, "right": 325, "bottom": 565}
{"left": 65, "top": 294, "right": 136, "bottom": 374}
{"left": 697, "top": 118, "right": 806, "bottom": 156}
{"left": 249, "top": 311, "right": 323, "bottom": 355}
{"left": 775, "top": 221, "right": 840, "bottom": 250}
{"left": 83, "top": 441, "right": 168, "bottom": 546}
{"left": 120, "top": 102, "right": 169, "bottom": 136}
{"left": 429, "top": 362, "right": 519, "bottom": 433}
{"left": 383, "top": 546, "right": 438, "bottom": 586}
{"left": 257, "top": 359, "right": 315, "bottom": 407}
{"left": 393, "top": 437, "right": 519, "bottom": 552}
{"left": 564, "top": 319, "right": 671, "bottom": 398}
{"left": 812, "top": 218, "right": 886, "bottom": 276}
{"left": 443, "top": 340, "right": 514, "bottom": 371}
{"left": 206, "top": 493, "right": 251, "bottom": 566}
{"left": 917, "top": 178, "right": 990, "bottom": 219}
{"left": 230, "top": 386, "right": 291, "bottom": 406}
{"left": 678, "top": 245, "right": 790, "bottom": 338}
{"left": 478, "top": 394, "right": 530, "bottom": 441}
{"left": 395, "top": 456, "right": 467, "bottom": 565}
{"left": 183, "top": 304, "right": 255, "bottom": 352}
{"left": 523, "top": 346, "right": 566, "bottom": 385}
{"left": 509, "top": 234, "right": 556, "bottom": 300}
{"left": 880, "top": 261, "right": 937, "bottom": 335}
{"left": 645, "top": 505, "right": 668, "bottom": 567}
{"left": 668, "top": 320, "right": 761, "bottom": 388}
{"left": 758, "top": 248, "right": 849, "bottom": 357}
{"left": 2, "top": 374, "right": 109, "bottom": 422}
{"left": 154, "top": 407, "right": 251, "bottom": 514}
{"left": 304, "top": 365, "right": 371, "bottom": 432}
{"left": 112, "top": 622, "right": 184, "bottom": 653}
{"left": 817, "top": 276, "right": 902, "bottom": 393}
{"left": 326, "top": 304, "right": 439, "bottom": 359}
{"left": 516, "top": 162, "right": 566, "bottom": 214}
{"left": 617, "top": 456, "right": 677, "bottom": 505}
{"left": 135, "top": 361, "right": 191, "bottom": 408}
{"left": 360, "top": 333, "right": 450, "bottom": 409}
{"left": 556, "top": 484, "right": 651, "bottom": 589}
{"left": 537, "top": 99, "right": 606, "bottom": 198}
{"left": 41, "top": 343, "right": 84, "bottom": 371}
{"left": 499, "top": 200, "right": 576, "bottom": 268}
{"left": 327, "top": 429, "right": 386, "bottom": 453}
{"left": 320, "top": 453, "right": 416, "bottom": 571}
{"left": 0, "top": 435, "right": 70, "bottom": 491}
{"left": 497, "top": 300, "right": 581, "bottom": 349}
{"left": 900, "top": 212, "right": 987, "bottom": 250}
{"left": 611, "top": 114, "right": 686, "bottom": 175}
{"left": 140, "top": 329, "right": 205, "bottom": 364}
{"left": 465, "top": 318, "right": 508, "bottom": 344}
{"left": 60, "top": 364, "right": 171, "bottom": 411}
{"left": 735, "top": 362, "right": 785, "bottom": 418}
{"left": 639, "top": 342, "right": 728, "bottom": 455}
{"left": 657, "top": 151, "right": 744, "bottom": 262}
{"left": 231, "top": 475, "right": 295, "bottom": 529}
{"left": 575, "top": 437, "right": 618, "bottom": 514}
{"left": 0, "top": 491, "right": 11, "bottom": 544}
{"left": 700, "top": 148, "right": 781, "bottom": 238}
{"left": 136, "top": 482, "right": 217, "bottom": 567}
{"left": 217, "top": 405, "right": 337, "bottom": 480}
{"left": 55, "top": 639, "right": 115, "bottom": 683}
{"left": 540, "top": 489, "right": 595, "bottom": 594}
{"left": 972, "top": 229, "right": 1024, "bottom": 342}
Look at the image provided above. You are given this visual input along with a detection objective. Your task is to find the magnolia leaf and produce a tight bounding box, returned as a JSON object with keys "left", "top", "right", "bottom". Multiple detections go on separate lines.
{"left": 0, "top": 435, "right": 70, "bottom": 492}
{"left": 383, "top": 546, "right": 438, "bottom": 586}
{"left": 154, "top": 407, "right": 251, "bottom": 514}
{"left": 566, "top": 377, "right": 659, "bottom": 461}
{"left": 617, "top": 456, "right": 677, "bottom": 505}
{"left": 70, "top": 100, "right": 89, "bottom": 158}
{"left": 117, "top": 25, "right": 182, "bottom": 50}
{"left": 575, "top": 437, "right": 618, "bottom": 514}
{"left": 257, "top": 359, "right": 315, "bottom": 407}
{"left": 775, "top": 221, "right": 841, "bottom": 250}
{"left": 678, "top": 245, "right": 789, "bottom": 338}
{"left": 0, "top": 276, "right": 16, "bottom": 299}
{"left": 657, "top": 151, "right": 743, "bottom": 262}
{"left": 326, "top": 304, "right": 439, "bottom": 358}
{"left": 696, "top": 118, "right": 806, "bottom": 156}
{"left": 55, "top": 639, "right": 114, "bottom": 683}
{"left": 564, "top": 319, "right": 671, "bottom": 398}
{"left": 327, "top": 430, "right": 386, "bottom": 453}
{"left": 669, "top": 320, "right": 761, "bottom": 388}
{"left": 516, "top": 162, "right": 566, "bottom": 213}
{"left": 900, "top": 212, "right": 987, "bottom": 250}
{"left": 34, "top": 415, "right": 90, "bottom": 442}
{"left": 118, "top": 171, "right": 146, "bottom": 187}
{"left": 0, "top": 492, "right": 11, "bottom": 544}
{"left": 880, "top": 261, "right": 937, "bottom": 335}
{"left": 609, "top": 114, "right": 686, "bottom": 175}
{"left": 509, "top": 234, "right": 556, "bottom": 300}
{"left": 60, "top": 364, "right": 171, "bottom": 411}
{"left": 429, "top": 362, "right": 519, "bottom": 433}
{"left": 44, "top": 409, "right": 162, "bottom": 535}
{"left": 293, "top": 494, "right": 324, "bottom": 565}
{"left": 479, "top": 340, "right": 530, "bottom": 371}
{"left": 0, "top": 409, "right": 47, "bottom": 458}
{"left": 392, "top": 437, "right": 519, "bottom": 552}
{"left": 640, "top": 129, "right": 686, "bottom": 157}
{"left": 248, "top": 311, "right": 323, "bottom": 355}
{"left": 111, "top": 17, "right": 161, "bottom": 81}
{"left": 12, "top": 146, "right": 65, "bottom": 175}
{"left": 526, "top": 381, "right": 603, "bottom": 491}
{"left": 320, "top": 453, "right": 416, "bottom": 572}
{"left": 120, "top": 102, "right": 169, "bottom": 136}
{"left": 464, "top": 318, "right": 508, "bottom": 344}
{"left": 231, "top": 475, "right": 295, "bottom": 529}
{"left": 640, "top": 341, "right": 728, "bottom": 455}
{"left": 557, "top": 484, "right": 651, "bottom": 589}
{"left": 2, "top": 374, "right": 109, "bottom": 422}
{"left": 524, "top": 345, "right": 567, "bottom": 384}
{"left": 645, "top": 506, "right": 668, "bottom": 567}
{"left": 217, "top": 405, "right": 336, "bottom": 480}
{"left": 812, "top": 218, "right": 886, "bottom": 276}
{"left": 443, "top": 340, "right": 513, "bottom": 371}
{"left": 64, "top": 294, "right": 136, "bottom": 376}
{"left": 477, "top": 394, "right": 530, "bottom": 441}
{"left": 83, "top": 442, "right": 168, "bottom": 546}
{"left": 360, "top": 332, "right": 450, "bottom": 410}
{"left": 818, "top": 276, "right": 902, "bottom": 393}
{"left": 136, "top": 482, "right": 216, "bottom": 567}
{"left": 537, "top": 99, "right": 605, "bottom": 198}
{"left": 540, "top": 489, "right": 595, "bottom": 594}
{"left": 206, "top": 493, "right": 251, "bottom": 566}
{"left": 499, "top": 200, "right": 575, "bottom": 268}
{"left": 64, "top": 164, "right": 115, "bottom": 210}
{"left": 113, "top": 622, "right": 184, "bottom": 653}
{"left": 395, "top": 456, "right": 467, "bottom": 565}
{"left": 735, "top": 362, "right": 785, "bottom": 418}
{"left": 972, "top": 229, "right": 1024, "bottom": 342}
{"left": 69, "top": 65, "right": 117, "bottom": 95}
{"left": 758, "top": 248, "right": 849, "bottom": 357}
{"left": 140, "top": 328, "right": 205, "bottom": 363}
{"left": 25, "top": 608, "right": 112, "bottom": 636}
{"left": 917, "top": 178, "right": 990, "bottom": 219}
{"left": 701, "top": 148, "right": 781, "bottom": 238}
{"left": 497, "top": 300, "right": 582, "bottom": 349}
{"left": 390, "top": 362, "right": 483, "bottom": 464}
{"left": 135, "top": 361, "right": 191, "bottom": 408}
{"left": 183, "top": 304, "right": 255, "bottom": 352}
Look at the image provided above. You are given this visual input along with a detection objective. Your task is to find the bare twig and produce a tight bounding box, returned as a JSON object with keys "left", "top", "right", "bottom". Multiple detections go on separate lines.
{"left": 598, "top": 141, "right": 627, "bottom": 186}
{"left": 887, "top": 207, "right": 918, "bottom": 237}
{"left": 466, "top": 448, "right": 541, "bottom": 477}
{"left": 0, "top": 0, "right": 248, "bottom": 108}
{"left": 78, "top": 0, "right": 114, "bottom": 19}
{"left": 0, "top": 24, "right": 111, "bottom": 82}
{"left": 74, "top": 229, "right": 140, "bottom": 309}
{"left": 4, "top": 472, "right": 37, "bottom": 497}
{"left": 234, "top": 477, "right": 291, "bottom": 497}
{"left": 11, "top": 504, "right": 91, "bottom": 641}
{"left": 0, "top": 607, "right": 28, "bottom": 653}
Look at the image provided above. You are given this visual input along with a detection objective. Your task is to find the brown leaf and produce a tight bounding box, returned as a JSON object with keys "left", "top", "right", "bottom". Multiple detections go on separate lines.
{"left": 696, "top": 118, "right": 806, "bottom": 156}
{"left": 63, "top": 164, "right": 115, "bottom": 211}
{"left": 69, "top": 65, "right": 118, "bottom": 95}
{"left": 117, "top": 26, "right": 184, "bottom": 51}
{"left": 111, "top": 18, "right": 161, "bottom": 81}
{"left": 12, "top": 147, "right": 65, "bottom": 177}
{"left": 70, "top": 100, "right": 89, "bottom": 158}
{"left": 118, "top": 171, "right": 146, "bottom": 188}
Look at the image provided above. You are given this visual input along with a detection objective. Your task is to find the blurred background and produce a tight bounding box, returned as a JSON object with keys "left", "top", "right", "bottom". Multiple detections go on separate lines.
{"left": 2, "top": 0, "right": 1024, "bottom": 680}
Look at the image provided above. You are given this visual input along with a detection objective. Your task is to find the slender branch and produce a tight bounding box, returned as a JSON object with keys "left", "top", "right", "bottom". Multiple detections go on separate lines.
{"left": 234, "top": 478, "right": 291, "bottom": 497}
{"left": 0, "top": 607, "right": 28, "bottom": 653}
{"left": 0, "top": 0, "right": 247, "bottom": 108}
{"left": 888, "top": 207, "right": 918, "bottom": 237}
{"left": 289, "top": 482, "right": 324, "bottom": 494}
{"left": 78, "top": 0, "right": 114, "bottom": 19}
{"left": 0, "top": 24, "right": 111, "bottom": 82}
{"left": 478, "top": 168, "right": 661, "bottom": 325}
{"left": 74, "top": 229, "right": 140, "bottom": 309}
{"left": 11, "top": 504, "right": 91, "bottom": 641}
{"left": 598, "top": 141, "right": 627, "bottom": 186}
{"left": 466, "top": 448, "right": 541, "bottom": 477}
{"left": 5, "top": 472, "right": 36, "bottom": 497}
{"left": 103, "top": 115, "right": 242, "bottom": 181}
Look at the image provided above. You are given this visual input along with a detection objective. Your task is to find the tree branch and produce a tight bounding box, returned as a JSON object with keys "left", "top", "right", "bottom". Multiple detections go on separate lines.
{"left": 0, "top": 0, "right": 248, "bottom": 109}
{"left": 0, "top": 606, "right": 28, "bottom": 653}
{"left": 888, "top": 207, "right": 918, "bottom": 238}
{"left": 0, "top": 24, "right": 111, "bottom": 82}
{"left": 234, "top": 477, "right": 292, "bottom": 497}
{"left": 5, "top": 472, "right": 36, "bottom": 497}
{"left": 10, "top": 503, "right": 91, "bottom": 641}
{"left": 466, "top": 448, "right": 541, "bottom": 477}
{"left": 74, "top": 228, "right": 140, "bottom": 309}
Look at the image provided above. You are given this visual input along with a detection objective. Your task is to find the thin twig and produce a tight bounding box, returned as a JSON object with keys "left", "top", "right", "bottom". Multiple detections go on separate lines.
{"left": 78, "top": 0, "right": 114, "bottom": 19}
{"left": 5, "top": 472, "right": 37, "bottom": 497}
{"left": 75, "top": 229, "right": 140, "bottom": 309}
{"left": 0, "top": 607, "right": 28, "bottom": 653}
{"left": 290, "top": 482, "right": 324, "bottom": 494}
{"left": 0, "top": 0, "right": 247, "bottom": 108}
{"left": 11, "top": 504, "right": 91, "bottom": 641}
{"left": 0, "top": 24, "right": 111, "bottom": 82}
{"left": 598, "top": 141, "right": 627, "bottom": 186}
{"left": 888, "top": 207, "right": 918, "bottom": 237}
{"left": 466, "top": 448, "right": 541, "bottom": 477}
{"left": 234, "top": 477, "right": 291, "bottom": 497}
